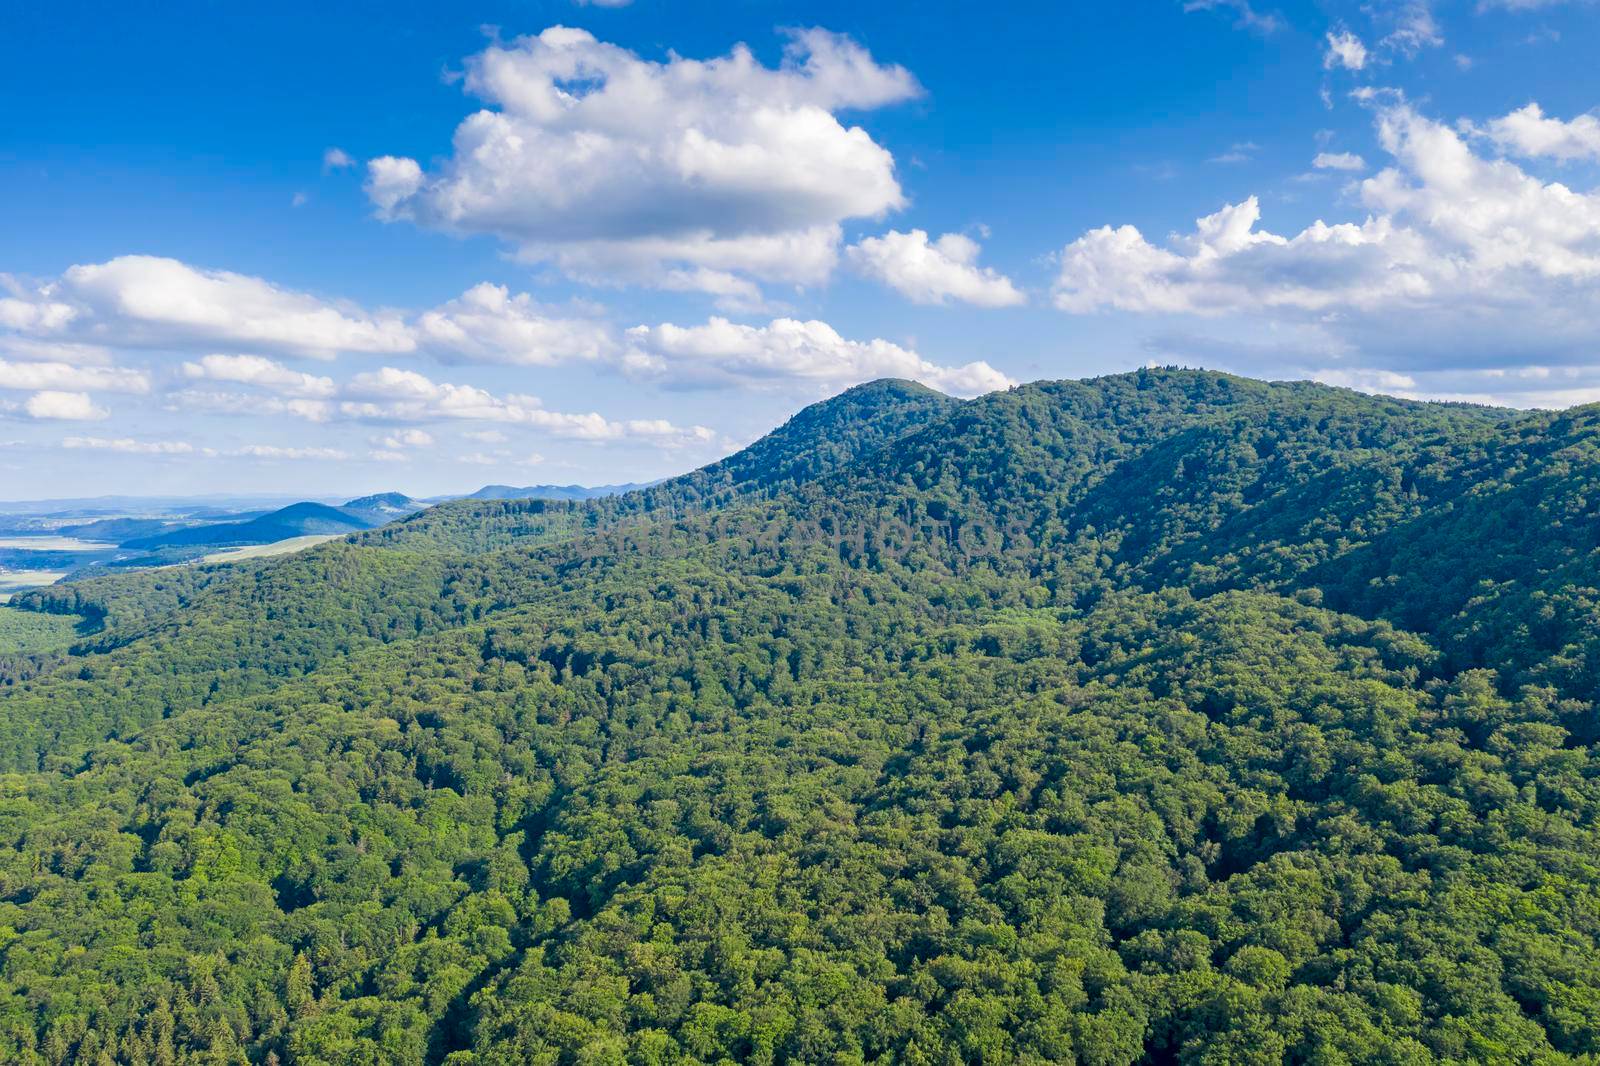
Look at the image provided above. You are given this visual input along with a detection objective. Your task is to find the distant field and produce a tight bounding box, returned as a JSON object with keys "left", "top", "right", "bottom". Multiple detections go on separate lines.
{"left": 0, "top": 606, "right": 81, "bottom": 655}
{"left": 0, "top": 569, "right": 68, "bottom": 601}
{"left": 0, "top": 536, "right": 115, "bottom": 551}
{"left": 201, "top": 533, "right": 341, "bottom": 563}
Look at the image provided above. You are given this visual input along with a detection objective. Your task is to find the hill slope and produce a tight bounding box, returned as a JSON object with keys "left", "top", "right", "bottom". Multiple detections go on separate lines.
{"left": 122, "top": 500, "right": 375, "bottom": 549}
{"left": 340, "top": 492, "right": 427, "bottom": 526}
{"left": 4, "top": 370, "right": 1600, "bottom": 1064}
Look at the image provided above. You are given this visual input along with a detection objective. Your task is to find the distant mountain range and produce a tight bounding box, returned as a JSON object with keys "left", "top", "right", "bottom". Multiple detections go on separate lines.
{"left": 121, "top": 501, "right": 382, "bottom": 550}
{"left": 461, "top": 482, "right": 656, "bottom": 502}
{"left": 107, "top": 484, "right": 653, "bottom": 552}
{"left": 0, "top": 483, "right": 659, "bottom": 565}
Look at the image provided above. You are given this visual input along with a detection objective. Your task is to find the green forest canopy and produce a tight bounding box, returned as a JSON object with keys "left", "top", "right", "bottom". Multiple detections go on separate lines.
{"left": 1, "top": 369, "right": 1598, "bottom": 1064}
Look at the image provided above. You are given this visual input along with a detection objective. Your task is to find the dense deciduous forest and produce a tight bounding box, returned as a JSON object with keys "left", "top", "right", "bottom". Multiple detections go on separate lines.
{"left": 1, "top": 369, "right": 1597, "bottom": 1064}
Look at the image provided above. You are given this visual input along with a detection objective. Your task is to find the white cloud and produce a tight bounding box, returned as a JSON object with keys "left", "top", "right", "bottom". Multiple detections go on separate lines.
{"left": 1311, "top": 365, "right": 1600, "bottom": 409}
{"left": 340, "top": 366, "right": 717, "bottom": 445}
{"left": 1307, "top": 368, "right": 1417, "bottom": 393}
{"left": 413, "top": 283, "right": 614, "bottom": 365}
{"left": 1465, "top": 103, "right": 1600, "bottom": 163}
{"left": 1324, "top": 30, "right": 1368, "bottom": 70}
{"left": 0, "top": 337, "right": 115, "bottom": 366}
{"left": 234, "top": 444, "right": 349, "bottom": 460}
{"left": 623, "top": 316, "right": 1014, "bottom": 397}
{"left": 1208, "top": 142, "right": 1259, "bottom": 165}
{"left": 323, "top": 147, "right": 355, "bottom": 172}
{"left": 166, "top": 388, "right": 334, "bottom": 423}
{"left": 1052, "top": 99, "right": 1600, "bottom": 394}
{"left": 457, "top": 450, "right": 546, "bottom": 466}
{"left": 1313, "top": 151, "right": 1367, "bottom": 171}
{"left": 365, "top": 156, "right": 423, "bottom": 214}
{"left": 61, "top": 437, "right": 353, "bottom": 461}
{"left": 3, "top": 256, "right": 415, "bottom": 360}
{"left": 847, "top": 230, "right": 1025, "bottom": 307}
{"left": 182, "top": 354, "right": 337, "bottom": 397}
{"left": 0, "top": 359, "right": 149, "bottom": 393}
{"left": 1182, "top": 0, "right": 1283, "bottom": 34}
{"left": 366, "top": 26, "right": 919, "bottom": 297}
{"left": 0, "top": 286, "right": 77, "bottom": 332}
{"left": 1053, "top": 195, "right": 1406, "bottom": 315}
{"left": 63, "top": 435, "right": 194, "bottom": 454}
{"left": 3, "top": 262, "right": 623, "bottom": 370}
{"left": 1380, "top": 2, "right": 1442, "bottom": 54}
{"left": 377, "top": 428, "right": 435, "bottom": 449}
{"left": 25, "top": 391, "right": 108, "bottom": 421}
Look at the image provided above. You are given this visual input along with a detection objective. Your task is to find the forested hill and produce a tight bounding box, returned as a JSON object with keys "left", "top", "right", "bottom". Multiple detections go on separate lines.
{"left": 4, "top": 369, "right": 1600, "bottom": 1063}
{"left": 369, "top": 377, "right": 957, "bottom": 553}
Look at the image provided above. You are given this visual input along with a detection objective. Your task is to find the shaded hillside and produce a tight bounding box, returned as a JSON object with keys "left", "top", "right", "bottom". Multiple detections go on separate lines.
{"left": 57, "top": 516, "right": 186, "bottom": 542}
{"left": 123, "top": 501, "right": 373, "bottom": 549}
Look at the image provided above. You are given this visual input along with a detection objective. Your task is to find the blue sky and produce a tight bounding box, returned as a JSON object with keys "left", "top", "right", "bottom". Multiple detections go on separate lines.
{"left": 3, "top": 0, "right": 1599, "bottom": 499}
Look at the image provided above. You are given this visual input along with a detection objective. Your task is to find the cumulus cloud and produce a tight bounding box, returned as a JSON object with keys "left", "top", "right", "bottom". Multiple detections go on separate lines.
{"left": 1312, "top": 151, "right": 1366, "bottom": 171}
{"left": 339, "top": 367, "right": 717, "bottom": 445}
{"left": 365, "top": 156, "right": 423, "bottom": 215}
{"left": 2, "top": 255, "right": 414, "bottom": 360}
{"left": 0, "top": 359, "right": 149, "bottom": 394}
{"left": 4, "top": 254, "right": 1020, "bottom": 403}
{"left": 24, "top": 391, "right": 108, "bottom": 421}
{"left": 847, "top": 230, "right": 1025, "bottom": 307}
{"left": 322, "top": 147, "right": 355, "bottom": 172}
{"left": 377, "top": 428, "right": 435, "bottom": 449}
{"left": 1324, "top": 30, "right": 1368, "bottom": 70}
{"left": 623, "top": 316, "right": 1014, "bottom": 397}
{"left": 2, "top": 260, "right": 622, "bottom": 371}
{"left": 365, "top": 26, "right": 920, "bottom": 297}
{"left": 1465, "top": 103, "right": 1600, "bottom": 163}
{"left": 1052, "top": 99, "right": 1600, "bottom": 398}
{"left": 413, "top": 283, "right": 614, "bottom": 365}
{"left": 65, "top": 257, "right": 415, "bottom": 358}
{"left": 0, "top": 286, "right": 77, "bottom": 333}
{"left": 182, "top": 354, "right": 337, "bottom": 397}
